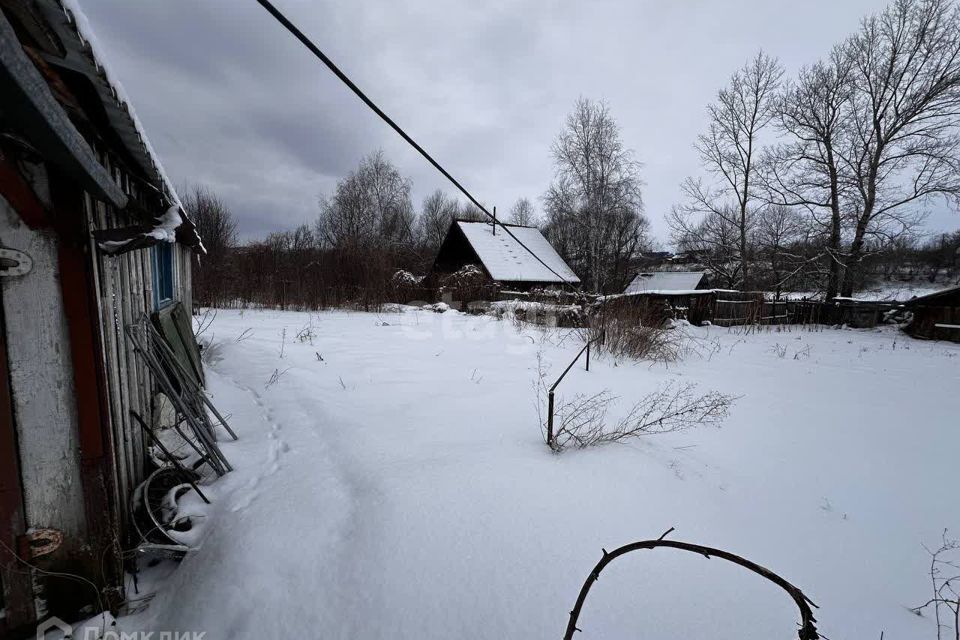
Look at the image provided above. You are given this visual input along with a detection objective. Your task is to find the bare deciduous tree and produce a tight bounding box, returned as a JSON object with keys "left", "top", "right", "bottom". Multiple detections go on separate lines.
{"left": 457, "top": 201, "right": 490, "bottom": 222}
{"left": 670, "top": 51, "right": 784, "bottom": 291}
{"left": 417, "top": 189, "right": 459, "bottom": 252}
{"left": 543, "top": 98, "right": 648, "bottom": 293}
{"left": 673, "top": 204, "right": 747, "bottom": 289}
{"left": 766, "top": 49, "right": 853, "bottom": 298}
{"left": 508, "top": 197, "right": 538, "bottom": 226}
{"left": 835, "top": 0, "right": 960, "bottom": 295}
{"left": 754, "top": 205, "right": 806, "bottom": 297}
{"left": 182, "top": 184, "right": 238, "bottom": 306}
{"left": 317, "top": 150, "right": 416, "bottom": 249}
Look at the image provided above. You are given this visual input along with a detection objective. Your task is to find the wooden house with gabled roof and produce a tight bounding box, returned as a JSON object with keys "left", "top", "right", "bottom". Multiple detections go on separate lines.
{"left": 431, "top": 219, "right": 580, "bottom": 291}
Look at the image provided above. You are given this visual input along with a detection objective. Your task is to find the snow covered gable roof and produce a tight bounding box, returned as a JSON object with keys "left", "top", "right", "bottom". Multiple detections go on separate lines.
{"left": 455, "top": 221, "right": 580, "bottom": 284}
{"left": 624, "top": 271, "right": 707, "bottom": 294}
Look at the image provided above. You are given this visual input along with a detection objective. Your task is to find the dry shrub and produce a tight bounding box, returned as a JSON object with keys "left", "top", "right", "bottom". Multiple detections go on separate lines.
{"left": 390, "top": 269, "right": 428, "bottom": 304}
{"left": 488, "top": 300, "right": 584, "bottom": 328}
{"left": 545, "top": 381, "right": 735, "bottom": 452}
{"left": 911, "top": 530, "right": 960, "bottom": 640}
{"left": 587, "top": 300, "right": 684, "bottom": 362}
{"left": 437, "top": 264, "right": 500, "bottom": 303}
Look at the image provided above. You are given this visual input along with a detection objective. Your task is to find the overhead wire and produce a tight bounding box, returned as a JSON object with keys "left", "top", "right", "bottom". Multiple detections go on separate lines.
{"left": 253, "top": 0, "right": 581, "bottom": 292}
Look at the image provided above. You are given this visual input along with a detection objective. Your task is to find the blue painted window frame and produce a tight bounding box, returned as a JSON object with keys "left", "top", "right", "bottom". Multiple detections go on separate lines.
{"left": 152, "top": 243, "right": 175, "bottom": 309}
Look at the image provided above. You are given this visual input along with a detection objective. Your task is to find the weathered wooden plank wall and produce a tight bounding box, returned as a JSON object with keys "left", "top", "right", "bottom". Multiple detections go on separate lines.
{"left": 907, "top": 305, "right": 960, "bottom": 342}
{"left": 83, "top": 158, "right": 195, "bottom": 530}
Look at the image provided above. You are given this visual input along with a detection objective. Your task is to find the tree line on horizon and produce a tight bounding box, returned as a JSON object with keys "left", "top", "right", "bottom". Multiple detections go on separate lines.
{"left": 187, "top": 0, "right": 960, "bottom": 309}
{"left": 185, "top": 98, "right": 655, "bottom": 307}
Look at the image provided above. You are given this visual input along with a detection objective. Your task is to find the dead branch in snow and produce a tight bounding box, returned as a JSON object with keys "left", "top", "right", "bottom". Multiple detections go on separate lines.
{"left": 193, "top": 307, "right": 217, "bottom": 340}
{"left": 296, "top": 317, "right": 318, "bottom": 344}
{"left": 265, "top": 367, "right": 290, "bottom": 389}
{"left": 543, "top": 379, "right": 735, "bottom": 452}
{"left": 563, "top": 527, "right": 819, "bottom": 640}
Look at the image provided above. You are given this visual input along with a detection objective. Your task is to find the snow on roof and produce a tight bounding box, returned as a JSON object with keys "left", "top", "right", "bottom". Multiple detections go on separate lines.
{"left": 456, "top": 221, "right": 580, "bottom": 284}
{"left": 901, "top": 284, "right": 960, "bottom": 305}
{"left": 54, "top": 0, "right": 181, "bottom": 207}
{"left": 34, "top": 0, "right": 205, "bottom": 252}
{"left": 625, "top": 271, "right": 706, "bottom": 294}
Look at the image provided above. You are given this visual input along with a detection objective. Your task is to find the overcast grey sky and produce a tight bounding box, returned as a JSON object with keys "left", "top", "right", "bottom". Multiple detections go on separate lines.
{"left": 79, "top": 0, "right": 958, "bottom": 245}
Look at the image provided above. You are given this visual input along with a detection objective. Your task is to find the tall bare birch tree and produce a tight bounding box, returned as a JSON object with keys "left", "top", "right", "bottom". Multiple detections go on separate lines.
{"left": 317, "top": 151, "right": 416, "bottom": 249}
{"left": 543, "top": 98, "right": 647, "bottom": 293}
{"left": 670, "top": 52, "right": 783, "bottom": 291}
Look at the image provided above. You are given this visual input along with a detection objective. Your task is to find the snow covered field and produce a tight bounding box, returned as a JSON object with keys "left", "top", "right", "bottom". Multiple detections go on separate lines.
{"left": 108, "top": 308, "right": 958, "bottom": 639}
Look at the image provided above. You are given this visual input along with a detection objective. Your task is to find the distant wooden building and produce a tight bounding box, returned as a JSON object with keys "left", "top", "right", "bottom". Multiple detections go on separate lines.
{"left": 624, "top": 271, "right": 710, "bottom": 294}
{"left": 1, "top": 2, "right": 202, "bottom": 632}
{"left": 903, "top": 285, "right": 960, "bottom": 342}
{"left": 431, "top": 220, "right": 580, "bottom": 291}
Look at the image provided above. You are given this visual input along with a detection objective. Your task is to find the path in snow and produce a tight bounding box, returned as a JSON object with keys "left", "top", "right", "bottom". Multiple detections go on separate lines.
{"left": 112, "top": 308, "right": 959, "bottom": 640}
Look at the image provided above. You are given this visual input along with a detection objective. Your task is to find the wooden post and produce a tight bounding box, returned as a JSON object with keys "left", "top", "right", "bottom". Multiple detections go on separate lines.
{"left": 586, "top": 340, "right": 590, "bottom": 372}
{"left": 492, "top": 206, "right": 496, "bottom": 235}
{"left": 0, "top": 303, "right": 34, "bottom": 631}
{"left": 547, "top": 391, "right": 554, "bottom": 448}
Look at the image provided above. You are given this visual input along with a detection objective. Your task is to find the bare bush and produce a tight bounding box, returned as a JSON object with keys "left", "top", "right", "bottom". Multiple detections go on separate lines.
{"left": 586, "top": 301, "right": 685, "bottom": 362}
{"left": 293, "top": 315, "right": 320, "bottom": 345}
{"left": 912, "top": 530, "right": 960, "bottom": 640}
{"left": 436, "top": 264, "right": 500, "bottom": 303}
{"left": 540, "top": 376, "right": 736, "bottom": 452}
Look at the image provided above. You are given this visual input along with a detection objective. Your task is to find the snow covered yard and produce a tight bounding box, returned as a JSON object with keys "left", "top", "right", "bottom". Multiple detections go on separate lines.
{"left": 114, "top": 308, "right": 958, "bottom": 639}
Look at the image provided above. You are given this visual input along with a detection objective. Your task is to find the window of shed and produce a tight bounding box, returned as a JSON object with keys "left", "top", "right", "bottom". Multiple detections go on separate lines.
{"left": 152, "top": 243, "right": 175, "bottom": 308}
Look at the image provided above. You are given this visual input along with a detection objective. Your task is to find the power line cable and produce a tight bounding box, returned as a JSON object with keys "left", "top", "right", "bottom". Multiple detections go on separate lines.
{"left": 253, "top": 0, "right": 580, "bottom": 291}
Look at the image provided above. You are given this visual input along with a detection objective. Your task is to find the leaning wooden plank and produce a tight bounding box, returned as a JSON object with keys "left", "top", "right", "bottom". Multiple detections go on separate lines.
{"left": 171, "top": 301, "right": 205, "bottom": 386}
{"left": 152, "top": 304, "right": 199, "bottom": 388}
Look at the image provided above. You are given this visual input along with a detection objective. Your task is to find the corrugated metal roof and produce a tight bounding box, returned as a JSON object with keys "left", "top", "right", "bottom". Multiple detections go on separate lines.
{"left": 30, "top": 0, "right": 204, "bottom": 251}
{"left": 624, "top": 271, "right": 706, "bottom": 294}
{"left": 456, "top": 221, "right": 580, "bottom": 284}
{"left": 42, "top": 0, "right": 180, "bottom": 205}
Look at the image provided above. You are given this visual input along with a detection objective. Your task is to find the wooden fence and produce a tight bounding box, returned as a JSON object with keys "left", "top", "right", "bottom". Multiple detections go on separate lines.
{"left": 600, "top": 291, "right": 905, "bottom": 329}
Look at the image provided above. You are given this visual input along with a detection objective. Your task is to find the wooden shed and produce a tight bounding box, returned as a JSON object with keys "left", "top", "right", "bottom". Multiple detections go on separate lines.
{"left": 431, "top": 219, "right": 580, "bottom": 291}
{"left": 0, "top": 2, "right": 202, "bottom": 632}
{"left": 623, "top": 270, "right": 710, "bottom": 294}
{"left": 903, "top": 285, "right": 960, "bottom": 342}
